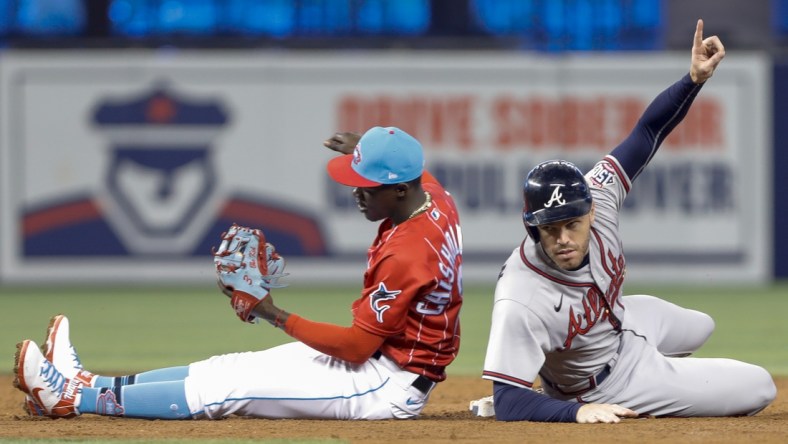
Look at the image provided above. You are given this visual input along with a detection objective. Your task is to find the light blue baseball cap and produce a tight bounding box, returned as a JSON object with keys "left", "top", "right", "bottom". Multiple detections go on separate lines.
{"left": 327, "top": 126, "right": 424, "bottom": 187}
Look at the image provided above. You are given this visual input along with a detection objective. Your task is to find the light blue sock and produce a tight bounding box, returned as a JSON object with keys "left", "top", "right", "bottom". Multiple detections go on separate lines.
{"left": 79, "top": 381, "right": 191, "bottom": 419}
{"left": 93, "top": 366, "right": 189, "bottom": 387}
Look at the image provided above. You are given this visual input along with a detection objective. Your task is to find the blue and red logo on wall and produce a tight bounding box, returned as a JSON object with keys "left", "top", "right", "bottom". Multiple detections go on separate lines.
{"left": 23, "top": 86, "right": 328, "bottom": 257}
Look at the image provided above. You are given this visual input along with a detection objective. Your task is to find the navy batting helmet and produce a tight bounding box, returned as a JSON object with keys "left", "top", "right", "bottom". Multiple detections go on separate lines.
{"left": 522, "top": 160, "right": 592, "bottom": 240}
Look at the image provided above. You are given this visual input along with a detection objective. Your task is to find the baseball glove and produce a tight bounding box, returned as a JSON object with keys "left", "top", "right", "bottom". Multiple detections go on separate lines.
{"left": 213, "top": 224, "right": 288, "bottom": 323}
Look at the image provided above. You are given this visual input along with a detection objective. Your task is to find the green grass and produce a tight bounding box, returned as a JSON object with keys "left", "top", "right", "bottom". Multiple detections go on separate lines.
{"left": 0, "top": 283, "right": 785, "bottom": 376}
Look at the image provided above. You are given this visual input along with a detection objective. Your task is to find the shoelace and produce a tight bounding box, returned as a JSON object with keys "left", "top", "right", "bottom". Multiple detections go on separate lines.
{"left": 69, "top": 346, "right": 84, "bottom": 370}
{"left": 39, "top": 360, "right": 65, "bottom": 396}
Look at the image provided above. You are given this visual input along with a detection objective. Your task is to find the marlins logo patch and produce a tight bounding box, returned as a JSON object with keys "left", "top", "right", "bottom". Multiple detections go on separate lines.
{"left": 369, "top": 282, "right": 401, "bottom": 323}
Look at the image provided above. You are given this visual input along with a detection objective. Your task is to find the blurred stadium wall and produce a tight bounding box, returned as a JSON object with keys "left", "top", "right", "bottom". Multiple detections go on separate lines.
{"left": 0, "top": 0, "right": 785, "bottom": 285}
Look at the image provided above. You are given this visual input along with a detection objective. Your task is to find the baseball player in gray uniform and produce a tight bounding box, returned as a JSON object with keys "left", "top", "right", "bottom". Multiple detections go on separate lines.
{"left": 477, "top": 19, "right": 777, "bottom": 423}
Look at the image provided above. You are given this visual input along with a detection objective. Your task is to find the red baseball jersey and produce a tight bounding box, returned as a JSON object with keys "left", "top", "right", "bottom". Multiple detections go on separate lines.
{"left": 351, "top": 174, "right": 463, "bottom": 382}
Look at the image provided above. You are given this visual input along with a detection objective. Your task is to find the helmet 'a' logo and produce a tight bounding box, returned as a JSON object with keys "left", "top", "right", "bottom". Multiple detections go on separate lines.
{"left": 544, "top": 185, "right": 566, "bottom": 208}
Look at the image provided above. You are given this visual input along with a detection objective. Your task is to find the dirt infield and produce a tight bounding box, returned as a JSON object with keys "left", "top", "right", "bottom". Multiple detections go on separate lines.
{"left": 1, "top": 374, "right": 785, "bottom": 443}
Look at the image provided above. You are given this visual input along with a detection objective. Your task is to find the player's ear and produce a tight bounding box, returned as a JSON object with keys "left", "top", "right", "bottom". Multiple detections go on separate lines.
{"left": 394, "top": 183, "right": 410, "bottom": 197}
{"left": 588, "top": 203, "right": 596, "bottom": 224}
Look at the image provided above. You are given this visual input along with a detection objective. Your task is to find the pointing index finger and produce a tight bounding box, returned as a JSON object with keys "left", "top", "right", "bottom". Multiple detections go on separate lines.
{"left": 694, "top": 19, "right": 704, "bottom": 49}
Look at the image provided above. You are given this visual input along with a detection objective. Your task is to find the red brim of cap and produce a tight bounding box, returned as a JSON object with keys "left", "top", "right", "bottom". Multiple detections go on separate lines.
{"left": 326, "top": 155, "right": 381, "bottom": 187}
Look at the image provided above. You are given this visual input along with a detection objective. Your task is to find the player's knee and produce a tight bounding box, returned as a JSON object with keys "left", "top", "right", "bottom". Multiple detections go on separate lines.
{"left": 696, "top": 312, "right": 715, "bottom": 339}
{"left": 674, "top": 311, "right": 714, "bottom": 355}
{"left": 756, "top": 367, "right": 777, "bottom": 405}
{"left": 744, "top": 366, "right": 776, "bottom": 416}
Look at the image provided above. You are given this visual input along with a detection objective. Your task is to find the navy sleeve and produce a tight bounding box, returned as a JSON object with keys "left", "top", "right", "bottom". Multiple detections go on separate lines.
{"left": 493, "top": 381, "right": 582, "bottom": 422}
{"left": 610, "top": 73, "right": 704, "bottom": 182}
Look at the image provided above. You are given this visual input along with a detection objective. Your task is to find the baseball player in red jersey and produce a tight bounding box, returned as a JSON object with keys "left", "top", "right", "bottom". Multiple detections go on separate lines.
{"left": 14, "top": 126, "right": 463, "bottom": 420}
{"left": 324, "top": 126, "right": 463, "bottom": 384}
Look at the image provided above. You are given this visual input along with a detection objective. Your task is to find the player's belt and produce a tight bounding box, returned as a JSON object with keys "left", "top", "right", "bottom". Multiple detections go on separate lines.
{"left": 372, "top": 350, "right": 435, "bottom": 395}
{"left": 540, "top": 337, "right": 623, "bottom": 396}
{"left": 540, "top": 364, "right": 612, "bottom": 396}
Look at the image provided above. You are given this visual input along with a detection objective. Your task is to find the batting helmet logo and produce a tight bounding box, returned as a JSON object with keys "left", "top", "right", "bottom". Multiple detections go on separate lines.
{"left": 522, "top": 160, "right": 593, "bottom": 241}
{"left": 544, "top": 185, "right": 567, "bottom": 208}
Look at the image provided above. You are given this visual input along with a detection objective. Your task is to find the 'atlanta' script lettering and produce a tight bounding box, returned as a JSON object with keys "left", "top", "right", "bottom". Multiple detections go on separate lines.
{"left": 562, "top": 252, "right": 625, "bottom": 349}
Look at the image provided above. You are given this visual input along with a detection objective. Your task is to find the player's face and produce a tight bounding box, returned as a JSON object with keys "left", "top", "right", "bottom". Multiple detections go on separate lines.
{"left": 353, "top": 185, "right": 401, "bottom": 222}
{"left": 536, "top": 207, "right": 595, "bottom": 270}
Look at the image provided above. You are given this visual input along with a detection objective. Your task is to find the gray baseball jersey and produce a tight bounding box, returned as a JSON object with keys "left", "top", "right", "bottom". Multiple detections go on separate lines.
{"left": 483, "top": 155, "right": 628, "bottom": 391}
{"left": 482, "top": 155, "right": 776, "bottom": 416}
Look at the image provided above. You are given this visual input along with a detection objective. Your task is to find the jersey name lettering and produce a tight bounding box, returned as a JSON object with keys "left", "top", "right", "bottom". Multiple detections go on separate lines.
{"left": 417, "top": 224, "right": 462, "bottom": 316}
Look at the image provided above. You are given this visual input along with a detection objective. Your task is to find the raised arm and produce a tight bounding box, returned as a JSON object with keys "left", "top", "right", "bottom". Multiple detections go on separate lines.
{"left": 610, "top": 19, "right": 725, "bottom": 182}
{"left": 690, "top": 19, "right": 725, "bottom": 84}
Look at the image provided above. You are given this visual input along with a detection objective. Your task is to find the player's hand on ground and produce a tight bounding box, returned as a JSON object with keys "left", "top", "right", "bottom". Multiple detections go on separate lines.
{"left": 690, "top": 19, "right": 725, "bottom": 84}
{"left": 576, "top": 403, "right": 638, "bottom": 424}
{"left": 324, "top": 132, "right": 361, "bottom": 155}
